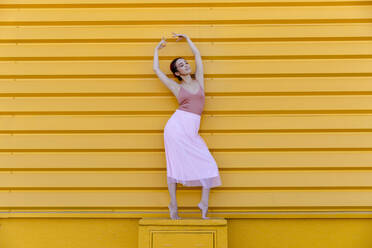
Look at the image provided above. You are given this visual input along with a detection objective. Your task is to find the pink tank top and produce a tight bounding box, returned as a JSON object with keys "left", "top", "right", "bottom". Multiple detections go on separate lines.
{"left": 177, "top": 83, "right": 205, "bottom": 116}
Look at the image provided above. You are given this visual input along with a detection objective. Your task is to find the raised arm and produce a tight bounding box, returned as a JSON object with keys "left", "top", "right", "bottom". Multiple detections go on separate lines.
{"left": 153, "top": 38, "right": 180, "bottom": 96}
{"left": 172, "top": 32, "right": 204, "bottom": 85}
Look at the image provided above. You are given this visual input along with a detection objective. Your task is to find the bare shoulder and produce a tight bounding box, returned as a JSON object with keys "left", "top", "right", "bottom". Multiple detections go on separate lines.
{"left": 161, "top": 77, "right": 182, "bottom": 99}
{"left": 153, "top": 68, "right": 182, "bottom": 98}
{"left": 170, "top": 83, "right": 182, "bottom": 99}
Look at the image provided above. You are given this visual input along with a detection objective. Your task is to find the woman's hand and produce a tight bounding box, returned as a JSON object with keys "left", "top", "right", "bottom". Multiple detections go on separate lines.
{"left": 156, "top": 37, "right": 167, "bottom": 50}
{"left": 172, "top": 32, "right": 189, "bottom": 42}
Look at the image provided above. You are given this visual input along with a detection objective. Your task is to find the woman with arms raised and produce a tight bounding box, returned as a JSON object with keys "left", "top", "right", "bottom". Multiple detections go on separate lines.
{"left": 153, "top": 33, "right": 222, "bottom": 220}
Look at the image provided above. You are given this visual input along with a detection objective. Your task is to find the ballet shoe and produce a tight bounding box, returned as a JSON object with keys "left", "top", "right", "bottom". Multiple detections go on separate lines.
{"left": 198, "top": 202, "right": 210, "bottom": 219}
{"left": 168, "top": 203, "right": 181, "bottom": 220}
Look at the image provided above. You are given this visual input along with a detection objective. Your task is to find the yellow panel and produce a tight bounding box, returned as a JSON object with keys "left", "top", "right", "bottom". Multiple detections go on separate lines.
{"left": 152, "top": 231, "right": 214, "bottom": 248}
{"left": 1, "top": 209, "right": 372, "bottom": 219}
{"left": 1, "top": 24, "right": 371, "bottom": 41}
{"left": 1, "top": 0, "right": 371, "bottom": 4}
{"left": 1, "top": 114, "right": 372, "bottom": 131}
{"left": 138, "top": 219, "right": 225, "bottom": 248}
{"left": 0, "top": 218, "right": 138, "bottom": 248}
{"left": 0, "top": 95, "right": 372, "bottom": 113}
{"left": 0, "top": 78, "right": 372, "bottom": 94}
{"left": 0, "top": 132, "right": 371, "bottom": 149}
{"left": 0, "top": 151, "right": 371, "bottom": 170}
{"left": 1, "top": 6, "right": 371, "bottom": 23}
{"left": 228, "top": 218, "right": 372, "bottom": 248}
{"left": 1, "top": 171, "right": 372, "bottom": 188}
{"left": 1, "top": 190, "right": 372, "bottom": 208}
{"left": 1, "top": 41, "right": 372, "bottom": 57}
{"left": 0, "top": 218, "right": 371, "bottom": 248}
{"left": 1, "top": 59, "right": 371, "bottom": 76}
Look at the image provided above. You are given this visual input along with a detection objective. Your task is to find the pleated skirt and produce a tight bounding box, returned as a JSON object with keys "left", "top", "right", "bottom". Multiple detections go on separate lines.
{"left": 163, "top": 109, "right": 222, "bottom": 188}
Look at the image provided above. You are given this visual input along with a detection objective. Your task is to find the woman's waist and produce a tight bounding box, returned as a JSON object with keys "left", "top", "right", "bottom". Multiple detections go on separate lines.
{"left": 175, "top": 108, "right": 202, "bottom": 118}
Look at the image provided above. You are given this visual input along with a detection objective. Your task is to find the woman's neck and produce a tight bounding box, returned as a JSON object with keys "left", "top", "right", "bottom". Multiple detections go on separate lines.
{"left": 180, "top": 74, "right": 193, "bottom": 85}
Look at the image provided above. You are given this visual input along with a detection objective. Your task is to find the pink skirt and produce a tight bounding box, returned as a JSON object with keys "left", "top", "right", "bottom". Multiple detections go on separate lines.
{"left": 163, "top": 109, "right": 222, "bottom": 188}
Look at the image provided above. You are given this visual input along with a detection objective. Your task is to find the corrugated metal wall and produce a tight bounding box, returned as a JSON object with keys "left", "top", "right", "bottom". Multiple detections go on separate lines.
{"left": 1, "top": 0, "right": 372, "bottom": 217}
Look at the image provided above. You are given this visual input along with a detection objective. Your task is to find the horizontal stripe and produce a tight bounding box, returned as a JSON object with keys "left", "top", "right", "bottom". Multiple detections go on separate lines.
{"left": 0, "top": 78, "right": 371, "bottom": 95}
{"left": 1, "top": 0, "right": 371, "bottom": 6}
{"left": 1, "top": 114, "right": 372, "bottom": 131}
{"left": 1, "top": 210, "right": 372, "bottom": 219}
{"left": 2, "top": 41, "right": 372, "bottom": 58}
{"left": 1, "top": 171, "right": 372, "bottom": 188}
{"left": 0, "top": 132, "right": 371, "bottom": 149}
{"left": 0, "top": 151, "right": 371, "bottom": 170}
{"left": 1, "top": 60, "right": 371, "bottom": 76}
{"left": 0, "top": 95, "right": 372, "bottom": 113}
{"left": 0, "top": 6, "right": 371, "bottom": 24}
{"left": 1, "top": 24, "right": 371, "bottom": 41}
{"left": 1, "top": 191, "right": 372, "bottom": 207}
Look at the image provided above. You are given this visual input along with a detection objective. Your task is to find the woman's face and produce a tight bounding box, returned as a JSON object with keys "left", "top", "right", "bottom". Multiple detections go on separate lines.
{"left": 175, "top": 58, "right": 191, "bottom": 76}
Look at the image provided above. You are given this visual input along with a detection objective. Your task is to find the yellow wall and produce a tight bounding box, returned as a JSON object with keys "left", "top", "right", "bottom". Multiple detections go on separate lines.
{"left": 1, "top": 218, "right": 372, "bottom": 248}
{"left": 0, "top": 0, "right": 372, "bottom": 247}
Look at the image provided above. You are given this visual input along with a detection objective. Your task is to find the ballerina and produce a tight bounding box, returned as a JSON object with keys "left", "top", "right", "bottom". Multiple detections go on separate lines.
{"left": 153, "top": 33, "right": 222, "bottom": 220}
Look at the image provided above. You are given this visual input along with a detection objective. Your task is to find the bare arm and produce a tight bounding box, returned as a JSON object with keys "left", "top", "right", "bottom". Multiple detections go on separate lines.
{"left": 173, "top": 33, "right": 204, "bottom": 86}
{"left": 153, "top": 38, "right": 180, "bottom": 96}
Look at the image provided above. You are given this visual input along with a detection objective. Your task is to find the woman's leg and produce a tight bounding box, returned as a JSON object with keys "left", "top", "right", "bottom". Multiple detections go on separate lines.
{"left": 167, "top": 181, "right": 181, "bottom": 219}
{"left": 198, "top": 187, "right": 211, "bottom": 219}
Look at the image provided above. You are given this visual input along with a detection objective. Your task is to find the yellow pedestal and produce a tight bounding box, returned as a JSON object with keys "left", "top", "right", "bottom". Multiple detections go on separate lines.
{"left": 139, "top": 218, "right": 227, "bottom": 248}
